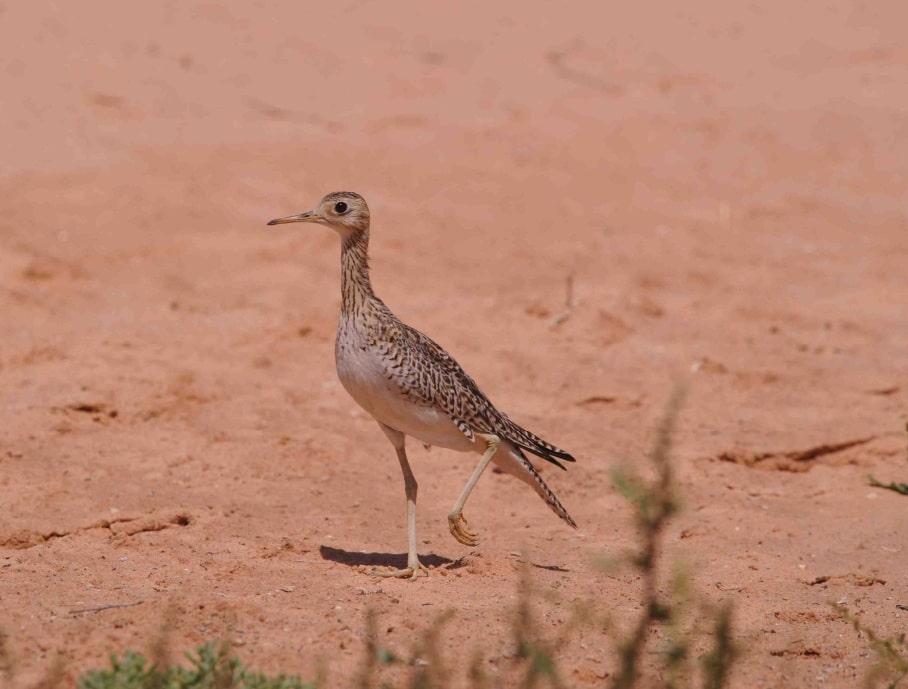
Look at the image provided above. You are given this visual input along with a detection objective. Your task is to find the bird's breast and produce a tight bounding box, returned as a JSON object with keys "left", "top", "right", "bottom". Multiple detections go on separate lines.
{"left": 334, "top": 321, "right": 475, "bottom": 452}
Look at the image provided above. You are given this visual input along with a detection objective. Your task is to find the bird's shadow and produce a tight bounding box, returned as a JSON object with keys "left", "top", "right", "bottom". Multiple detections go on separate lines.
{"left": 319, "top": 545, "right": 455, "bottom": 570}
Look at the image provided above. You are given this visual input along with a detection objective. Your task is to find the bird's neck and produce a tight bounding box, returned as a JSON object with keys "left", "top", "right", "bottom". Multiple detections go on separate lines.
{"left": 340, "top": 230, "right": 376, "bottom": 314}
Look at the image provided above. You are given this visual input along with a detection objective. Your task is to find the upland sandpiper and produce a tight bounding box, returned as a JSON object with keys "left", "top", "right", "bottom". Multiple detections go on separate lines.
{"left": 268, "top": 192, "right": 576, "bottom": 578}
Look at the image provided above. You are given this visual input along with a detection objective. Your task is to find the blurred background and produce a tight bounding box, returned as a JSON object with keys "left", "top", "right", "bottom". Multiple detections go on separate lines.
{"left": 1, "top": 1, "right": 906, "bottom": 687}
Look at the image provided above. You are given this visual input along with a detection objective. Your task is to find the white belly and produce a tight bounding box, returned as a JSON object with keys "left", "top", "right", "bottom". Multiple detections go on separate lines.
{"left": 335, "top": 326, "right": 475, "bottom": 452}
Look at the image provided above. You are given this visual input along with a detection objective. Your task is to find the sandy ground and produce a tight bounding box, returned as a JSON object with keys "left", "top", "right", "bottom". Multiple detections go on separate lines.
{"left": 1, "top": 1, "right": 907, "bottom": 687}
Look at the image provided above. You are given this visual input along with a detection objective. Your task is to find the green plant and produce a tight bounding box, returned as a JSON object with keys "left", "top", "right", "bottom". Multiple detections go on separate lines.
{"left": 835, "top": 604, "right": 908, "bottom": 689}
{"left": 77, "top": 641, "right": 314, "bottom": 689}
{"left": 610, "top": 385, "right": 736, "bottom": 689}
{"left": 867, "top": 475, "right": 908, "bottom": 496}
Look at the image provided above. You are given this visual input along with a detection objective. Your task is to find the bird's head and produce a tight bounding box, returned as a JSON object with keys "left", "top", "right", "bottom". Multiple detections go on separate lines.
{"left": 267, "top": 191, "right": 370, "bottom": 239}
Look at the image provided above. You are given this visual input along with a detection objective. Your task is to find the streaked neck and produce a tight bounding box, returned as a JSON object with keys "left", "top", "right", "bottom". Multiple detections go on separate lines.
{"left": 340, "top": 231, "right": 374, "bottom": 314}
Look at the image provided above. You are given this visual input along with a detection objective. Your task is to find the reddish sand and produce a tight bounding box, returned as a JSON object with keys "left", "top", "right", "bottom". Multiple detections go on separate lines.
{"left": 1, "top": 2, "right": 906, "bottom": 687}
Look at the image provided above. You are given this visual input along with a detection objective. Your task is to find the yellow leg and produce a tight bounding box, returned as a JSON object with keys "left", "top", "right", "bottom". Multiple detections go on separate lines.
{"left": 374, "top": 424, "right": 427, "bottom": 580}
{"left": 447, "top": 433, "right": 500, "bottom": 547}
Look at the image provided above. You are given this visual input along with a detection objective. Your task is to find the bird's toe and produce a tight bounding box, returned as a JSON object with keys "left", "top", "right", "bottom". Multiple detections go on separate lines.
{"left": 448, "top": 513, "right": 479, "bottom": 547}
{"left": 370, "top": 561, "right": 429, "bottom": 580}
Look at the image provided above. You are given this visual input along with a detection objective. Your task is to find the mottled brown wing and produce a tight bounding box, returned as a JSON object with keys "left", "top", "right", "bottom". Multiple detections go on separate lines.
{"left": 387, "top": 317, "right": 575, "bottom": 469}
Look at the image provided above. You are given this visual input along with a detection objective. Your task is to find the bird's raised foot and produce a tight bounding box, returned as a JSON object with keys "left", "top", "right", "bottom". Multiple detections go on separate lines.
{"left": 448, "top": 513, "right": 479, "bottom": 547}
{"left": 371, "top": 561, "right": 429, "bottom": 580}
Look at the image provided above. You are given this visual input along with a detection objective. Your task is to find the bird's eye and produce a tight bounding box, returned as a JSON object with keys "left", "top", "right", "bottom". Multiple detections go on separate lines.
{"left": 334, "top": 201, "right": 348, "bottom": 214}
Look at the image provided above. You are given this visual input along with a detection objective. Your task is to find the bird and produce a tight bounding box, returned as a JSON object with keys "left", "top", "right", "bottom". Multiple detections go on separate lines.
{"left": 268, "top": 192, "right": 577, "bottom": 579}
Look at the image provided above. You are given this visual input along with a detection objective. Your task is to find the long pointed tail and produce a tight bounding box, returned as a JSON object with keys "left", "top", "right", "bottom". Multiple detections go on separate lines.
{"left": 500, "top": 417, "right": 576, "bottom": 471}
{"left": 492, "top": 441, "right": 577, "bottom": 528}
